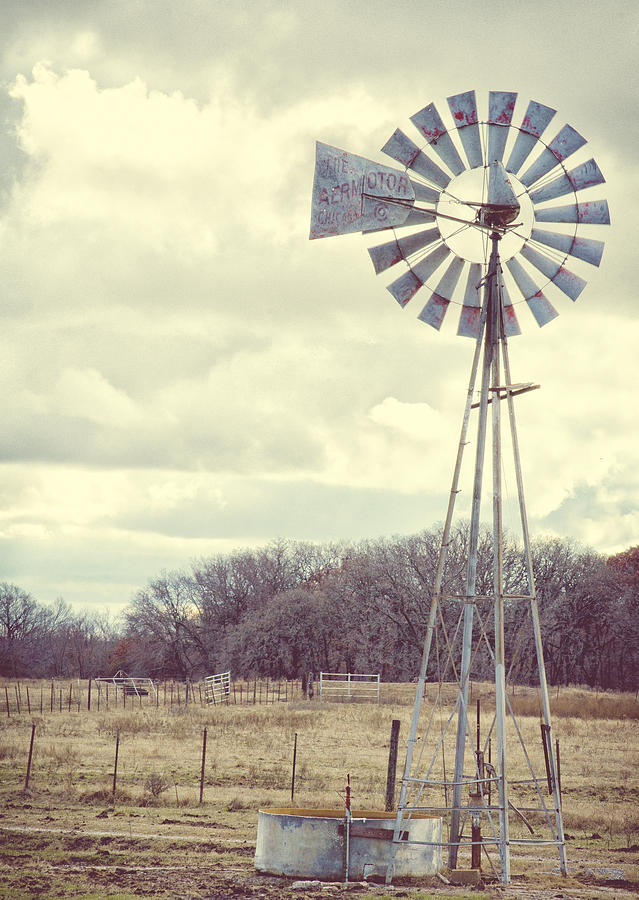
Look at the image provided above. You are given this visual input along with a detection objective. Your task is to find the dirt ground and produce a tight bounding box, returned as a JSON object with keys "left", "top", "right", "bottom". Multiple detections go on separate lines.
{"left": 1, "top": 794, "right": 638, "bottom": 900}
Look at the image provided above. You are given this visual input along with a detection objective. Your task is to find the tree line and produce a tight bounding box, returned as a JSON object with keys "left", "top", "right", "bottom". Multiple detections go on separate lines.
{"left": 1, "top": 526, "right": 638, "bottom": 691}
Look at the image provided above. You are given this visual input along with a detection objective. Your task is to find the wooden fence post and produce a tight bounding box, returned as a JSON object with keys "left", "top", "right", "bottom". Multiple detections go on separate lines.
{"left": 291, "top": 733, "right": 298, "bottom": 802}
{"left": 385, "top": 720, "right": 401, "bottom": 812}
{"left": 112, "top": 728, "right": 120, "bottom": 799}
{"left": 24, "top": 722, "right": 36, "bottom": 792}
{"left": 199, "top": 728, "right": 207, "bottom": 804}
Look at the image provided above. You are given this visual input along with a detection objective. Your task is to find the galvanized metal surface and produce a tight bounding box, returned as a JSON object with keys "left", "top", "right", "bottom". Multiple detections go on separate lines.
{"left": 457, "top": 263, "right": 482, "bottom": 338}
{"left": 449, "top": 236, "right": 499, "bottom": 871}
{"left": 534, "top": 199, "right": 610, "bottom": 225}
{"left": 410, "top": 102, "right": 466, "bottom": 175}
{"left": 255, "top": 808, "right": 442, "bottom": 880}
{"left": 487, "top": 91, "right": 517, "bottom": 164}
{"left": 506, "top": 100, "right": 556, "bottom": 174}
{"left": 519, "top": 124, "right": 586, "bottom": 187}
{"left": 520, "top": 245, "right": 587, "bottom": 301}
{"left": 448, "top": 90, "right": 483, "bottom": 169}
{"left": 506, "top": 257, "right": 559, "bottom": 326}
{"left": 368, "top": 227, "right": 440, "bottom": 275}
{"left": 310, "top": 88, "right": 609, "bottom": 888}
{"left": 529, "top": 157, "right": 605, "bottom": 204}
{"left": 382, "top": 129, "right": 451, "bottom": 188}
{"left": 309, "top": 142, "right": 414, "bottom": 240}
{"left": 530, "top": 228, "right": 605, "bottom": 266}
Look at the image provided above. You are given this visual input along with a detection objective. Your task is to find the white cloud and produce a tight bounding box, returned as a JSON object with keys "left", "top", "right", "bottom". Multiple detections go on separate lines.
{"left": 0, "top": 4, "right": 635, "bottom": 611}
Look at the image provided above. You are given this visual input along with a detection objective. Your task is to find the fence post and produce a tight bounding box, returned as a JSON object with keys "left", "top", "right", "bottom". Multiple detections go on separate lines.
{"left": 87, "top": 678, "right": 92, "bottom": 712}
{"left": 5, "top": 686, "right": 10, "bottom": 718}
{"left": 112, "top": 728, "right": 120, "bottom": 799}
{"left": 385, "top": 720, "right": 401, "bottom": 811}
{"left": 199, "top": 727, "right": 207, "bottom": 804}
{"left": 291, "top": 732, "right": 298, "bottom": 802}
{"left": 24, "top": 722, "right": 36, "bottom": 792}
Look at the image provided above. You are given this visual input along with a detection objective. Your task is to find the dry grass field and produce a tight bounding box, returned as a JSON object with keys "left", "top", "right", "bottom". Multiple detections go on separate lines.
{"left": 0, "top": 680, "right": 638, "bottom": 899}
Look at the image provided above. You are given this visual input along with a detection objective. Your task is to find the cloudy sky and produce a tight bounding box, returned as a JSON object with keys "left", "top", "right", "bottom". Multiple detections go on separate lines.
{"left": 0, "top": 1, "right": 637, "bottom": 615}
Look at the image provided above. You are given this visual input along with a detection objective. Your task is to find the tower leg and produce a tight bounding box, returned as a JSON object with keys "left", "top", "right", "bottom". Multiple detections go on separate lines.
{"left": 501, "top": 334, "right": 567, "bottom": 876}
{"left": 449, "top": 236, "right": 500, "bottom": 870}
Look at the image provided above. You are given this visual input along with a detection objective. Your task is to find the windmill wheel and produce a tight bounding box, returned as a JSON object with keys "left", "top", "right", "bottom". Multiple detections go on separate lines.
{"left": 310, "top": 90, "right": 610, "bottom": 336}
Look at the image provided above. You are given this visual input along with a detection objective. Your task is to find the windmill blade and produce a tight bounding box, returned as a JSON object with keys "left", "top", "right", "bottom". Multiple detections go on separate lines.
{"left": 457, "top": 262, "right": 483, "bottom": 338}
{"left": 368, "top": 228, "right": 440, "bottom": 274}
{"left": 534, "top": 199, "right": 610, "bottom": 225}
{"left": 448, "top": 91, "right": 483, "bottom": 169}
{"left": 530, "top": 227, "right": 605, "bottom": 266}
{"left": 382, "top": 129, "right": 451, "bottom": 189}
{"left": 310, "top": 142, "right": 415, "bottom": 239}
{"left": 487, "top": 91, "right": 517, "bottom": 163}
{"left": 418, "top": 293, "right": 450, "bottom": 329}
{"left": 500, "top": 276, "right": 522, "bottom": 337}
{"left": 410, "top": 102, "right": 466, "bottom": 175}
{"left": 519, "top": 125, "right": 587, "bottom": 187}
{"left": 410, "top": 179, "right": 440, "bottom": 204}
{"left": 386, "top": 245, "right": 450, "bottom": 307}
{"left": 506, "top": 257, "right": 559, "bottom": 326}
{"left": 506, "top": 100, "right": 556, "bottom": 174}
{"left": 419, "top": 255, "right": 464, "bottom": 327}
{"left": 520, "top": 244, "right": 587, "bottom": 300}
{"left": 529, "top": 158, "right": 605, "bottom": 204}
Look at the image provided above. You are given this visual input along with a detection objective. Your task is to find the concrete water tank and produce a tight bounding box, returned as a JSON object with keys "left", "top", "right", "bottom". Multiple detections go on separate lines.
{"left": 254, "top": 807, "right": 442, "bottom": 881}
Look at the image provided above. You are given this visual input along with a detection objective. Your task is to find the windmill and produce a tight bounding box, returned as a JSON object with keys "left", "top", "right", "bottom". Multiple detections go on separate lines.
{"left": 309, "top": 90, "right": 609, "bottom": 884}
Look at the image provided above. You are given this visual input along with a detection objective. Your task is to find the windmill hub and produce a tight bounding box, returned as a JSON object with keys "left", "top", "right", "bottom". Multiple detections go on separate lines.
{"left": 435, "top": 167, "right": 533, "bottom": 264}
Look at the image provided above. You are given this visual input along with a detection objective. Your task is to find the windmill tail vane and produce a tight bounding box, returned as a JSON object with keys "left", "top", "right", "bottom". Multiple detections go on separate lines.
{"left": 309, "top": 90, "right": 609, "bottom": 886}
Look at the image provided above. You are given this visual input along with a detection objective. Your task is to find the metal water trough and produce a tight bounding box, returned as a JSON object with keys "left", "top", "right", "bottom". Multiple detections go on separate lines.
{"left": 254, "top": 807, "right": 442, "bottom": 881}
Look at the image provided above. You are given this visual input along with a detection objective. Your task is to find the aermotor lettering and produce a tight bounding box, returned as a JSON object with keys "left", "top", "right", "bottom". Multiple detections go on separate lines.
{"left": 317, "top": 172, "right": 409, "bottom": 206}
{"left": 318, "top": 180, "right": 362, "bottom": 205}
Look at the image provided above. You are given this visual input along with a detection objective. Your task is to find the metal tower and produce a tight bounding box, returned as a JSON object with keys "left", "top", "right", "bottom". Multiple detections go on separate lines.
{"left": 309, "top": 89, "right": 609, "bottom": 883}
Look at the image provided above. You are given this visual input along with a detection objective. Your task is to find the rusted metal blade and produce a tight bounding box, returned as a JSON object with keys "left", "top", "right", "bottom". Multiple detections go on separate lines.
{"left": 368, "top": 227, "right": 440, "bottom": 274}
{"left": 381, "top": 129, "right": 451, "bottom": 189}
{"left": 487, "top": 91, "right": 517, "bottom": 163}
{"left": 506, "top": 100, "right": 556, "bottom": 174}
{"left": 530, "top": 227, "right": 605, "bottom": 266}
{"left": 506, "top": 258, "right": 559, "bottom": 327}
{"left": 519, "top": 124, "right": 587, "bottom": 187}
{"left": 310, "top": 142, "right": 415, "bottom": 239}
{"left": 386, "top": 245, "right": 450, "bottom": 307}
{"left": 435, "top": 255, "right": 464, "bottom": 299}
{"left": 418, "top": 253, "right": 468, "bottom": 328}
{"left": 500, "top": 276, "right": 522, "bottom": 337}
{"left": 410, "top": 102, "right": 466, "bottom": 175}
{"left": 448, "top": 90, "right": 483, "bottom": 169}
{"left": 410, "top": 179, "right": 440, "bottom": 204}
{"left": 418, "top": 292, "right": 450, "bottom": 329}
{"left": 534, "top": 198, "right": 610, "bottom": 225}
{"left": 521, "top": 244, "right": 587, "bottom": 300}
{"left": 457, "top": 262, "right": 482, "bottom": 338}
{"left": 529, "top": 158, "right": 605, "bottom": 204}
